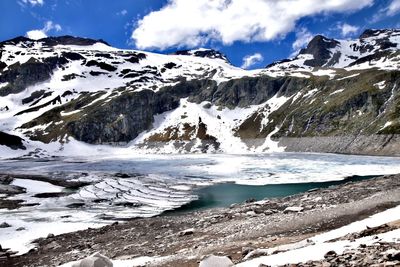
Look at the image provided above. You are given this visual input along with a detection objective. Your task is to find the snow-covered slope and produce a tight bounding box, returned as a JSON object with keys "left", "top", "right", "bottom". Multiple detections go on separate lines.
{"left": 0, "top": 30, "right": 400, "bottom": 156}
{"left": 0, "top": 36, "right": 258, "bottom": 154}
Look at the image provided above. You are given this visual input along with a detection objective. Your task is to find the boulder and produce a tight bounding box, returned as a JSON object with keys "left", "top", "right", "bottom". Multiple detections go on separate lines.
{"left": 199, "top": 255, "right": 233, "bottom": 267}
{"left": 283, "top": 206, "right": 304, "bottom": 213}
{"left": 71, "top": 252, "right": 113, "bottom": 267}
{"left": 178, "top": 228, "right": 194, "bottom": 236}
{"left": 0, "top": 222, "right": 11, "bottom": 228}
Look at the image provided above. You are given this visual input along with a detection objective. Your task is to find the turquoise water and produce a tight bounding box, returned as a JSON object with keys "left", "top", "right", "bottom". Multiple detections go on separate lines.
{"left": 170, "top": 175, "right": 375, "bottom": 213}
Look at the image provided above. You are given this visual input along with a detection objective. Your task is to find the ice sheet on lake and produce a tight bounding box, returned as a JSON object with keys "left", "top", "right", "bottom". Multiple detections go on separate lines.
{"left": 1, "top": 152, "right": 400, "bottom": 254}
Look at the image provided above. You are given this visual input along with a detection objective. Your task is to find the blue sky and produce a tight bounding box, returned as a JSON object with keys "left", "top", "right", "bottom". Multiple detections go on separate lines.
{"left": 1, "top": 0, "right": 400, "bottom": 69}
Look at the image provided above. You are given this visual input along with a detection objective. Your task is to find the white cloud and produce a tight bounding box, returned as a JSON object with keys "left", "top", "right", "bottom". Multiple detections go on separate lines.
{"left": 372, "top": 0, "right": 400, "bottom": 21}
{"left": 132, "top": 0, "right": 374, "bottom": 50}
{"left": 21, "top": 0, "right": 44, "bottom": 6}
{"left": 338, "top": 23, "right": 359, "bottom": 37}
{"left": 26, "top": 21, "right": 62, "bottom": 40}
{"left": 386, "top": 0, "right": 400, "bottom": 16}
{"left": 117, "top": 9, "right": 128, "bottom": 16}
{"left": 292, "top": 28, "right": 313, "bottom": 52}
{"left": 26, "top": 30, "right": 48, "bottom": 40}
{"left": 241, "top": 53, "right": 264, "bottom": 69}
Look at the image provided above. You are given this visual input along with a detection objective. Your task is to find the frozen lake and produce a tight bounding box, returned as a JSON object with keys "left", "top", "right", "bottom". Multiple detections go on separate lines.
{"left": 1, "top": 152, "right": 400, "bottom": 254}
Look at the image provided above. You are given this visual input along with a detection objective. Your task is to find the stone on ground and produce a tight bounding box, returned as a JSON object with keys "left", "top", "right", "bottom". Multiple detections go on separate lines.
{"left": 199, "top": 255, "right": 233, "bottom": 267}
{"left": 71, "top": 252, "right": 113, "bottom": 267}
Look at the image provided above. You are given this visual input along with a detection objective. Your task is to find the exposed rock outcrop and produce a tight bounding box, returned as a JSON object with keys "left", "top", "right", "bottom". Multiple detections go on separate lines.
{"left": 0, "top": 132, "right": 25, "bottom": 150}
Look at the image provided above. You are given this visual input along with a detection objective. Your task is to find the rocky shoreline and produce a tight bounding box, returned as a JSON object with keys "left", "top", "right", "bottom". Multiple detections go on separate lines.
{"left": 1, "top": 173, "right": 398, "bottom": 266}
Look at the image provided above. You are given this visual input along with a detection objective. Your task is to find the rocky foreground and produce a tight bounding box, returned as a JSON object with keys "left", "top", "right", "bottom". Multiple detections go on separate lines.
{"left": 3, "top": 174, "right": 400, "bottom": 267}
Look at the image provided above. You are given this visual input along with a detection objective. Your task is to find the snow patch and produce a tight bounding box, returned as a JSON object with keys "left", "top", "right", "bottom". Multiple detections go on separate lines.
{"left": 312, "top": 69, "right": 336, "bottom": 78}
{"left": 380, "top": 121, "right": 393, "bottom": 131}
{"left": 330, "top": 89, "right": 345, "bottom": 95}
{"left": 238, "top": 205, "right": 400, "bottom": 266}
{"left": 374, "top": 81, "right": 386, "bottom": 90}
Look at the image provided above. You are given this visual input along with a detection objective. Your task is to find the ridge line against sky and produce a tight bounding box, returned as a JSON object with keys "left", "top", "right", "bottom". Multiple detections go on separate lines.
{"left": 1, "top": 0, "right": 400, "bottom": 69}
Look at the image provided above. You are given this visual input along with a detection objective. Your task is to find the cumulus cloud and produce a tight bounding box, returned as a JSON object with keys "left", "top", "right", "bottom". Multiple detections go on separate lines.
{"left": 292, "top": 28, "right": 313, "bottom": 53}
{"left": 241, "top": 53, "right": 264, "bottom": 69}
{"left": 338, "top": 23, "right": 359, "bottom": 37}
{"left": 26, "top": 21, "right": 62, "bottom": 40}
{"left": 21, "top": 0, "right": 44, "bottom": 6}
{"left": 26, "top": 29, "right": 48, "bottom": 40}
{"left": 386, "top": 0, "right": 400, "bottom": 16}
{"left": 132, "top": 0, "right": 374, "bottom": 50}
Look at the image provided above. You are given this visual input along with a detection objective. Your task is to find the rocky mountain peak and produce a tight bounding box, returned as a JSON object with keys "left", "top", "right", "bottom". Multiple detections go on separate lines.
{"left": 39, "top": 35, "right": 110, "bottom": 47}
{"left": 0, "top": 36, "right": 32, "bottom": 46}
{"left": 174, "top": 48, "right": 230, "bottom": 62}
{"left": 0, "top": 35, "right": 110, "bottom": 47}
{"left": 359, "top": 29, "right": 400, "bottom": 39}
{"left": 299, "top": 35, "right": 340, "bottom": 67}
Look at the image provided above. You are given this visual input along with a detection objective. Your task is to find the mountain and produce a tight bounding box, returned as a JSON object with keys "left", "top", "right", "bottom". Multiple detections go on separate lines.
{"left": 267, "top": 29, "right": 400, "bottom": 71}
{"left": 0, "top": 30, "right": 400, "bottom": 156}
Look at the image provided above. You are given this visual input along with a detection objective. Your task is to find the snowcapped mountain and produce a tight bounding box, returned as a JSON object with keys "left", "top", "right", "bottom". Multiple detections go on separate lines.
{"left": 267, "top": 29, "right": 400, "bottom": 71}
{"left": 1, "top": 30, "right": 400, "bottom": 156}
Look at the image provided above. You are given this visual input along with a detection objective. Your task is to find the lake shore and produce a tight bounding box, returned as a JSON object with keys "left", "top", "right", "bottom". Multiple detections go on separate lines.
{"left": 4, "top": 173, "right": 400, "bottom": 266}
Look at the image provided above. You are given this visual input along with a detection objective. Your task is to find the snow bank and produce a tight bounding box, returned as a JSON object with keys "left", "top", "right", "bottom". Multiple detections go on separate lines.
{"left": 237, "top": 205, "right": 400, "bottom": 266}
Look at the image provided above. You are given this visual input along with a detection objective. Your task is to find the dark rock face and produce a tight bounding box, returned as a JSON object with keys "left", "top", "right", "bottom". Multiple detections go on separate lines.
{"left": 175, "top": 49, "right": 229, "bottom": 62}
{"left": 0, "top": 50, "right": 6, "bottom": 71}
{"left": 0, "top": 56, "right": 68, "bottom": 96}
{"left": 85, "top": 60, "right": 117, "bottom": 72}
{"left": 164, "top": 62, "right": 178, "bottom": 69}
{"left": 15, "top": 95, "right": 61, "bottom": 116}
{"left": 0, "top": 61, "right": 6, "bottom": 72}
{"left": 62, "top": 52, "right": 85, "bottom": 61}
{"left": 123, "top": 53, "right": 146, "bottom": 64}
{"left": 69, "top": 80, "right": 214, "bottom": 144}
{"left": 66, "top": 90, "right": 157, "bottom": 144}
{"left": 209, "top": 76, "right": 309, "bottom": 108}
{"left": 265, "top": 59, "right": 292, "bottom": 68}
{"left": 0, "top": 131, "right": 25, "bottom": 150}
{"left": 22, "top": 90, "right": 47, "bottom": 105}
{"left": 39, "top": 36, "right": 110, "bottom": 47}
{"left": 299, "top": 35, "right": 340, "bottom": 67}
{"left": 0, "top": 35, "right": 110, "bottom": 47}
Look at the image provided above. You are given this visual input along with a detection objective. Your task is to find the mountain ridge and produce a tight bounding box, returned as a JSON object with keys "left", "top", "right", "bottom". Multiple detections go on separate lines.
{"left": 0, "top": 29, "right": 399, "bottom": 156}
